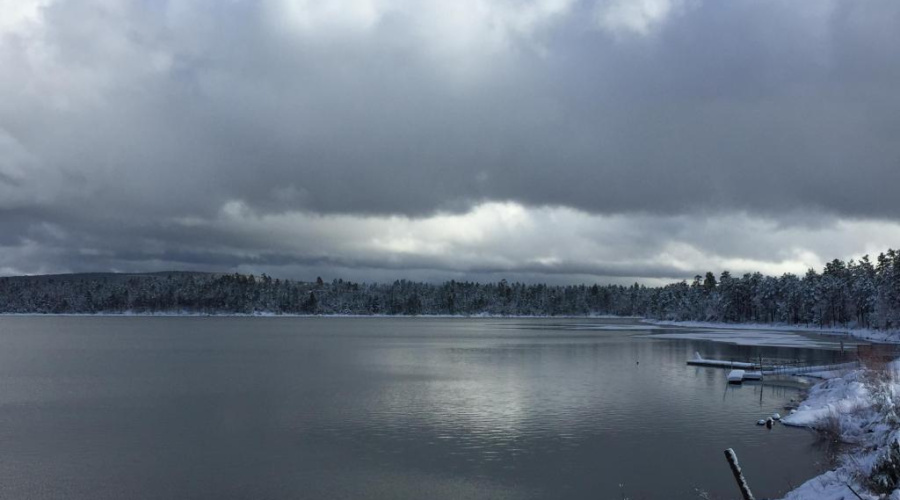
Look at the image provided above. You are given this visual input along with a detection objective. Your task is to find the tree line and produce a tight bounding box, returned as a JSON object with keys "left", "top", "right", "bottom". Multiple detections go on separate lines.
{"left": 0, "top": 249, "right": 899, "bottom": 330}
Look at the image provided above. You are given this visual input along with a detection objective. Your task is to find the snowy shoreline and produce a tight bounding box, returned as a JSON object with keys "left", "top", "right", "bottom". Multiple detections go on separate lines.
{"left": 0, "top": 311, "right": 642, "bottom": 319}
{"left": 776, "top": 361, "right": 900, "bottom": 500}
{"left": 644, "top": 319, "right": 900, "bottom": 498}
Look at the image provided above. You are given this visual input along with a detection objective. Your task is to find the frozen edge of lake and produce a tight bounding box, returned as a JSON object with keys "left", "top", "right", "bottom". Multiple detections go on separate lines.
{"left": 643, "top": 330, "right": 851, "bottom": 349}
{"left": 642, "top": 322, "right": 867, "bottom": 349}
{"left": 645, "top": 319, "right": 900, "bottom": 344}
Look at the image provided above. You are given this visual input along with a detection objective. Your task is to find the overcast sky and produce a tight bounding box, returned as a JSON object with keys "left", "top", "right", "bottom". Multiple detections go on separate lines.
{"left": 1, "top": 0, "right": 898, "bottom": 284}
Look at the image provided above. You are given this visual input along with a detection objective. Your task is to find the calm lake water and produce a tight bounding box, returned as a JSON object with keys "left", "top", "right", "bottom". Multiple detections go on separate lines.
{"left": 0, "top": 316, "right": 840, "bottom": 499}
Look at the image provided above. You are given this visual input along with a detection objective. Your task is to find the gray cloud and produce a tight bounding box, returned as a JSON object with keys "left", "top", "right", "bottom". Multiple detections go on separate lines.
{"left": 0, "top": 0, "right": 898, "bottom": 282}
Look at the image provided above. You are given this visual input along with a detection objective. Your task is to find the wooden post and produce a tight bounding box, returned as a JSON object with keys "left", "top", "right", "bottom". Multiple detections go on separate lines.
{"left": 724, "top": 448, "right": 755, "bottom": 500}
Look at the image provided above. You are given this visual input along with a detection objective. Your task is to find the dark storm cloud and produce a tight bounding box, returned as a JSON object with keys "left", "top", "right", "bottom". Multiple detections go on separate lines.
{"left": 1, "top": 0, "right": 898, "bottom": 280}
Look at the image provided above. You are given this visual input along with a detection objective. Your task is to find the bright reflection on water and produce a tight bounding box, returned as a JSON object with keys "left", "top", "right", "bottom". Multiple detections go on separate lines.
{"left": 0, "top": 317, "right": 836, "bottom": 499}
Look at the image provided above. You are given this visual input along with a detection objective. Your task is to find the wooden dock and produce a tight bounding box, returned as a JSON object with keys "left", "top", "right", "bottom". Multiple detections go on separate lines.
{"left": 687, "top": 351, "right": 860, "bottom": 382}
{"left": 727, "top": 370, "right": 745, "bottom": 384}
{"left": 687, "top": 352, "right": 759, "bottom": 369}
{"left": 727, "top": 369, "right": 764, "bottom": 383}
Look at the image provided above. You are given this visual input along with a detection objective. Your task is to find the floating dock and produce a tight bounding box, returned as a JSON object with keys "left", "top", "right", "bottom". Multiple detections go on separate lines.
{"left": 687, "top": 352, "right": 860, "bottom": 383}
{"left": 726, "top": 370, "right": 764, "bottom": 383}
{"left": 727, "top": 370, "right": 745, "bottom": 384}
{"left": 687, "top": 352, "right": 759, "bottom": 369}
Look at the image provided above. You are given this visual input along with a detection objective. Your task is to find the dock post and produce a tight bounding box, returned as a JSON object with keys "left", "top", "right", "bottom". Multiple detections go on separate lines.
{"left": 724, "top": 448, "right": 755, "bottom": 500}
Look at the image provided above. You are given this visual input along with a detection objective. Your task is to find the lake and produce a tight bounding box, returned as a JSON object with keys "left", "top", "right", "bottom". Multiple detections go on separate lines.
{"left": 0, "top": 316, "right": 839, "bottom": 499}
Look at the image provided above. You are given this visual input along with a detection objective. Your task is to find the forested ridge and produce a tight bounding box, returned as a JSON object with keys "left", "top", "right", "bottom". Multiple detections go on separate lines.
{"left": 2, "top": 249, "right": 900, "bottom": 330}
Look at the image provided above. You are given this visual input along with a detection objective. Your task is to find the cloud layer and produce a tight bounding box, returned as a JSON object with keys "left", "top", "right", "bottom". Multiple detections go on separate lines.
{"left": 1, "top": 0, "right": 898, "bottom": 282}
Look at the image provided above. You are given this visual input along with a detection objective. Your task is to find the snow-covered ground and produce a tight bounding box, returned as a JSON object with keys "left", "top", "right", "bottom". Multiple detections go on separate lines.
{"left": 777, "top": 361, "right": 900, "bottom": 499}
{"left": 646, "top": 319, "right": 900, "bottom": 343}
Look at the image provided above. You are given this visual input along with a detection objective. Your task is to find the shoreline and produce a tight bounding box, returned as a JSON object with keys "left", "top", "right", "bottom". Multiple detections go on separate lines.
{"left": 643, "top": 319, "right": 900, "bottom": 498}
{"left": 0, "top": 312, "right": 641, "bottom": 319}
{"left": 1, "top": 312, "right": 898, "bottom": 340}
{"left": 772, "top": 360, "right": 900, "bottom": 499}
{"left": 776, "top": 360, "right": 900, "bottom": 500}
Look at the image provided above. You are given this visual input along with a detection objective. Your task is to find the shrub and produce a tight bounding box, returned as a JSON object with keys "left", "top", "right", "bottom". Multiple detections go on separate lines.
{"left": 816, "top": 408, "right": 845, "bottom": 445}
{"left": 864, "top": 439, "right": 900, "bottom": 495}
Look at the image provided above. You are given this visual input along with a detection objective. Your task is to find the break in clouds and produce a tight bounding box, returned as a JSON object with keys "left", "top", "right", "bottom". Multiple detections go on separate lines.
{"left": 1, "top": 0, "right": 899, "bottom": 283}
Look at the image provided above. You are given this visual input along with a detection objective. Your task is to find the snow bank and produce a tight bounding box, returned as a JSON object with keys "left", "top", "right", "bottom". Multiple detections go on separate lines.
{"left": 781, "top": 470, "right": 874, "bottom": 500}
{"left": 781, "top": 371, "right": 869, "bottom": 428}
{"left": 778, "top": 362, "right": 900, "bottom": 499}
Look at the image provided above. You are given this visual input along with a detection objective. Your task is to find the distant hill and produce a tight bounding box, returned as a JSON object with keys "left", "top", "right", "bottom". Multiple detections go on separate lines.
{"left": 0, "top": 271, "right": 314, "bottom": 315}
{"left": 0, "top": 270, "right": 629, "bottom": 316}
{"left": 0, "top": 271, "right": 214, "bottom": 283}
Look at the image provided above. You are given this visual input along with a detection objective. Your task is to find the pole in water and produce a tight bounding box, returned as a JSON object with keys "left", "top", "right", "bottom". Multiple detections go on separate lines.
{"left": 724, "top": 448, "right": 755, "bottom": 500}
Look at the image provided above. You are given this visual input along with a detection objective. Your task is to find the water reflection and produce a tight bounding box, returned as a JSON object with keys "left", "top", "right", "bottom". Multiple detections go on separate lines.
{"left": 0, "top": 316, "right": 830, "bottom": 500}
